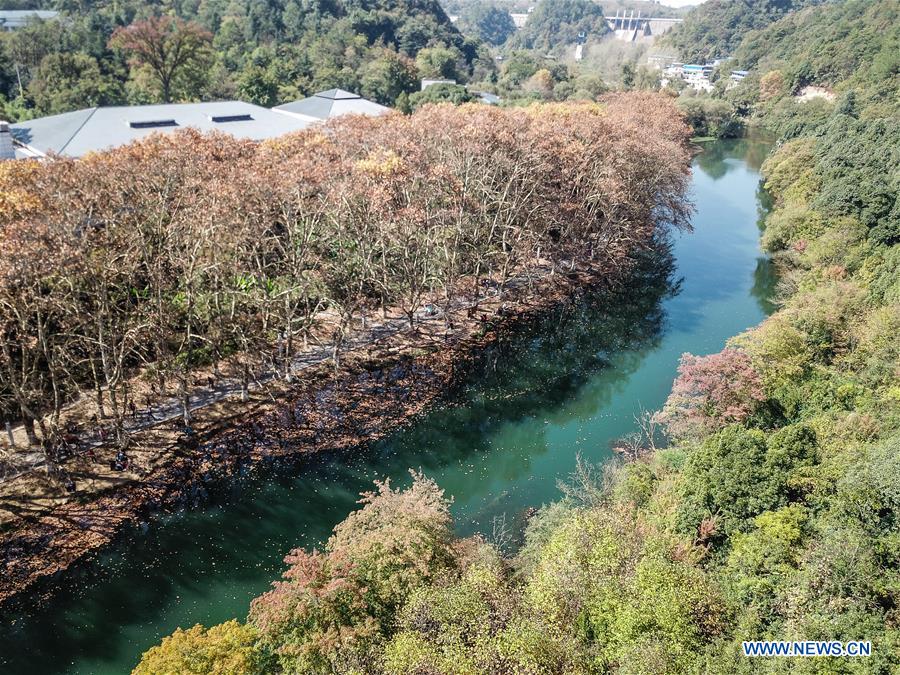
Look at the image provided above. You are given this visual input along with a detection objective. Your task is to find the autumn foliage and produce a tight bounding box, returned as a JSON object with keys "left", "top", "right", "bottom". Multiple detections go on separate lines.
{"left": 0, "top": 95, "right": 691, "bottom": 452}
{"left": 248, "top": 472, "right": 457, "bottom": 672}
{"left": 132, "top": 620, "right": 267, "bottom": 675}
{"left": 657, "top": 348, "right": 766, "bottom": 439}
{"left": 108, "top": 16, "right": 213, "bottom": 103}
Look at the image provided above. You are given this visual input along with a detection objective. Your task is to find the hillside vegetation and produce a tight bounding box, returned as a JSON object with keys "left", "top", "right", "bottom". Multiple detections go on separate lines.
{"left": 0, "top": 0, "right": 492, "bottom": 119}
{"left": 508, "top": 0, "right": 609, "bottom": 52}
{"left": 663, "top": 0, "right": 826, "bottom": 62}
{"left": 734, "top": 0, "right": 899, "bottom": 106}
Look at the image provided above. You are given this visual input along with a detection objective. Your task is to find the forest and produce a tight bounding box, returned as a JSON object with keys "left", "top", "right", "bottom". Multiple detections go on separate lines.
{"left": 664, "top": 0, "right": 898, "bottom": 141}
{"left": 130, "top": 1, "right": 899, "bottom": 672}
{"left": 0, "top": 0, "right": 493, "bottom": 119}
{"left": 661, "top": 0, "right": 826, "bottom": 63}
{"left": 0, "top": 93, "right": 692, "bottom": 475}
{"left": 505, "top": 0, "right": 608, "bottom": 52}
{"left": 0, "top": 0, "right": 666, "bottom": 121}
{"left": 0, "top": 0, "right": 896, "bottom": 670}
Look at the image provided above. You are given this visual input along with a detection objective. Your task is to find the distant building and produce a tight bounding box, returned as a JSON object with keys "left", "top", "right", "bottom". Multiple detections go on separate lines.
{"left": 682, "top": 64, "right": 714, "bottom": 77}
{"left": 730, "top": 70, "right": 749, "bottom": 82}
{"left": 421, "top": 79, "right": 457, "bottom": 91}
{"left": 647, "top": 54, "right": 678, "bottom": 70}
{"left": 0, "top": 10, "right": 59, "bottom": 30}
{"left": 9, "top": 101, "right": 314, "bottom": 159}
{"left": 662, "top": 62, "right": 717, "bottom": 92}
{"left": 273, "top": 89, "right": 391, "bottom": 122}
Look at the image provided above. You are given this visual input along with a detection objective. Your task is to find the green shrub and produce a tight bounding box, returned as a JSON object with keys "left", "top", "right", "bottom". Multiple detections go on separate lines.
{"left": 677, "top": 425, "right": 815, "bottom": 544}
{"left": 613, "top": 460, "right": 656, "bottom": 507}
{"left": 725, "top": 504, "right": 809, "bottom": 629}
{"left": 760, "top": 204, "right": 826, "bottom": 252}
{"left": 133, "top": 621, "right": 268, "bottom": 675}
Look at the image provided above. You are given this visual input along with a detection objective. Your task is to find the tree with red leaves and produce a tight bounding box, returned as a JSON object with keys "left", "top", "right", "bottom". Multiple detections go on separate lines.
{"left": 658, "top": 348, "right": 766, "bottom": 439}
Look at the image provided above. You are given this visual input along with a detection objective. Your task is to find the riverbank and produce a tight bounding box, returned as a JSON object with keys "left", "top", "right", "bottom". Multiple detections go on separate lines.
{"left": 0, "top": 253, "right": 642, "bottom": 610}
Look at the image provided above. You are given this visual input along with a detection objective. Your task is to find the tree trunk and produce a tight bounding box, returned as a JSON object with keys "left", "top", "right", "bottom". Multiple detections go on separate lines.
{"left": 22, "top": 414, "right": 38, "bottom": 446}
{"left": 90, "top": 357, "right": 106, "bottom": 418}
{"left": 181, "top": 381, "right": 191, "bottom": 425}
{"left": 284, "top": 330, "right": 294, "bottom": 382}
{"left": 331, "top": 341, "right": 341, "bottom": 372}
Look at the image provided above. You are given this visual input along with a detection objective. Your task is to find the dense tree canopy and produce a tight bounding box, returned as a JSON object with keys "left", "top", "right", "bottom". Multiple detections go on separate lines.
{"left": 134, "top": 2, "right": 900, "bottom": 670}
{"left": 733, "top": 0, "right": 899, "bottom": 94}
{"left": 509, "top": 0, "right": 608, "bottom": 53}
{"left": 724, "top": 0, "right": 900, "bottom": 245}
{"left": 2, "top": 0, "right": 894, "bottom": 671}
{"left": 663, "top": 0, "right": 826, "bottom": 63}
{"left": 0, "top": 0, "right": 494, "bottom": 116}
{"left": 409, "top": 82, "right": 474, "bottom": 108}
{"left": 108, "top": 16, "right": 214, "bottom": 103}
{"left": 456, "top": 2, "right": 516, "bottom": 46}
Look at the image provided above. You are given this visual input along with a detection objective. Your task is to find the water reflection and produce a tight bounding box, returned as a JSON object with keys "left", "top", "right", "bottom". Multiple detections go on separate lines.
{"left": 694, "top": 136, "right": 772, "bottom": 180}
{"left": 752, "top": 258, "right": 779, "bottom": 316}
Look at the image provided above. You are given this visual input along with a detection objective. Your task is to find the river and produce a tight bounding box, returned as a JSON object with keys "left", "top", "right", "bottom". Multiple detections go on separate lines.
{"left": 0, "top": 138, "right": 775, "bottom": 674}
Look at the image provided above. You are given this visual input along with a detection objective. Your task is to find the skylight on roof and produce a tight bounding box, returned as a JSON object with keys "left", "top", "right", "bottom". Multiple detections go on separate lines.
{"left": 128, "top": 119, "right": 178, "bottom": 129}
{"left": 210, "top": 114, "right": 254, "bottom": 123}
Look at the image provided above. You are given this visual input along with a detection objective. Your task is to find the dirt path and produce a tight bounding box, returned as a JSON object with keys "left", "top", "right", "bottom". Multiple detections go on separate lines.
{"left": 0, "top": 269, "right": 529, "bottom": 482}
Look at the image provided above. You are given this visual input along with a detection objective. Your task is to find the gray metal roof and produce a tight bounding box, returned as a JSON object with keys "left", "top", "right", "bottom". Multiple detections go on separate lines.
{"left": 273, "top": 89, "right": 391, "bottom": 121}
{"left": 0, "top": 10, "right": 59, "bottom": 29}
{"left": 10, "top": 101, "right": 315, "bottom": 158}
{"left": 317, "top": 89, "right": 364, "bottom": 100}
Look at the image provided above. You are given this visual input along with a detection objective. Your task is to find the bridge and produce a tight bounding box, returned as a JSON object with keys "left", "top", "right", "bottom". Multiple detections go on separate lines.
{"left": 606, "top": 11, "right": 682, "bottom": 41}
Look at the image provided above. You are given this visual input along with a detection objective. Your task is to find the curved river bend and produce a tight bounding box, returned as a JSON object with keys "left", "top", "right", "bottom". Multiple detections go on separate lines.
{"left": 1, "top": 138, "right": 775, "bottom": 674}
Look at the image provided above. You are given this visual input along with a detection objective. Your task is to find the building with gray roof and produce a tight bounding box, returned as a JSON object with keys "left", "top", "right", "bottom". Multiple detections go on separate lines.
{"left": 9, "top": 101, "right": 315, "bottom": 158}
{"left": 273, "top": 89, "right": 391, "bottom": 122}
{"left": 0, "top": 10, "right": 59, "bottom": 30}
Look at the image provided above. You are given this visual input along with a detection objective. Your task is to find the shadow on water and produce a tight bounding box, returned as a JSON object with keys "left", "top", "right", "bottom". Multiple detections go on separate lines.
{"left": 1, "top": 138, "right": 777, "bottom": 675}
{"left": 752, "top": 258, "right": 779, "bottom": 316}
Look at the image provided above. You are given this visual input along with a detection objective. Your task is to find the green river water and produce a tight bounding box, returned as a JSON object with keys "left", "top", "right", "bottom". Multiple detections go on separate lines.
{"left": 1, "top": 138, "right": 775, "bottom": 674}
